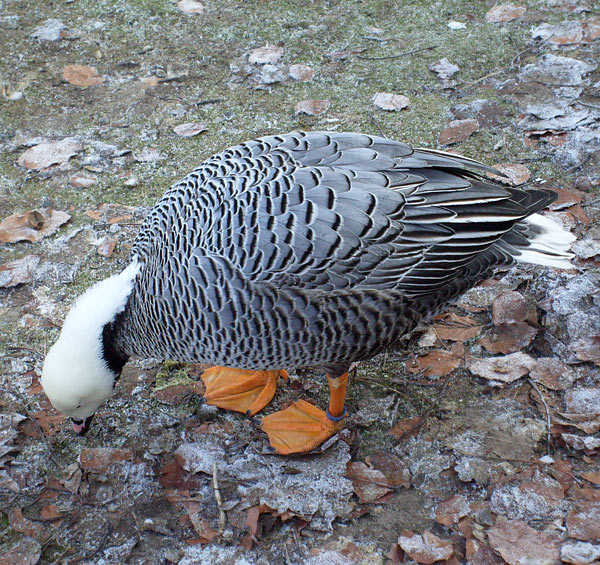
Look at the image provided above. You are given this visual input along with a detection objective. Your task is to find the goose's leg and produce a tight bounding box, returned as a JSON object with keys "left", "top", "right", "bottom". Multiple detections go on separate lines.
{"left": 260, "top": 373, "right": 348, "bottom": 454}
{"left": 201, "top": 367, "right": 288, "bottom": 416}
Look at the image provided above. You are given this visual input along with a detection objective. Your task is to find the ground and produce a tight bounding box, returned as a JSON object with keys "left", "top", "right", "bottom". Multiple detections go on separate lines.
{"left": 0, "top": 1, "right": 599, "bottom": 564}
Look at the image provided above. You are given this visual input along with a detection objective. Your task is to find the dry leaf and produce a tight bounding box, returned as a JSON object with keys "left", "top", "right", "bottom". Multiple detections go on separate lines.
{"left": 492, "top": 291, "right": 536, "bottom": 325}
{"left": 389, "top": 416, "right": 424, "bottom": 439}
{"left": 438, "top": 119, "right": 479, "bottom": 145}
{"left": 562, "top": 434, "right": 600, "bottom": 452}
{"left": 433, "top": 324, "right": 482, "bottom": 342}
{"left": 173, "top": 122, "right": 207, "bottom": 138}
{"left": 435, "top": 495, "right": 471, "bottom": 527}
{"left": 429, "top": 58, "right": 459, "bottom": 79}
{"left": 567, "top": 502, "right": 600, "bottom": 541}
{"left": 294, "top": 99, "right": 330, "bottom": 116}
{"left": 79, "top": 448, "right": 134, "bottom": 471}
{"left": 0, "top": 208, "right": 71, "bottom": 243}
{"left": 487, "top": 519, "right": 560, "bottom": 564}
{"left": 248, "top": 45, "right": 283, "bottom": 64}
{"left": 63, "top": 64, "right": 104, "bottom": 87}
{"left": 8, "top": 507, "right": 43, "bottom": 539}
{"left": 530, "top": 357, "right": 576, "bottom": 391}
{"left": 17, "top": 138, "right": 81, "bottom": 169}
{"left": 561, "top": 541, "right": 600, "bottom": 565}
{"left": 407, "top": 347, "right": 462, "bottom": 377}
{"left": 289, "top": 63, "right": 315, "bottom": 82}
{"left": 372, "top": 92, "right": 410, "bottom": 111}
{"left": 488, "top": 163, "right": 531, "bottom": 185}
{"left": 365, "top": 452, "right": 410, "bottom": 488}
{"left": 485, "top": 4, "right": 527, "bottom": 23}
{"left": 0, "top": 538, "right": 41, "bottom": 565}
{"left": 0, "top": 256, "right": 40, "bottom": 288}
{"left": 397, "top": 530, "right": 454, "bottom": 564}
{"left": 548, "top": 188, "right": 584, "bottom": 210}
{"left": 572, "top": 336, "right": 600, "bottom": 365}
{"left": 97, "top": 237, "right": 117, "bottom": 258}
{"left": 177, "top": 0, "right": 204, "bottom": 14}
{"left": 478, "top": 322, "right": 537, "bottom": 354}
{"left": 346, "top": 461, "right": 392, "bottom": 503}
{"left": 70, "top": 173, "right": 97, "bottom": 188}
{"left": 468, "top": 352, "right": 536, "bottom": 384}
{"left": 135, "top": 147, "right": 164, "bottom": 162}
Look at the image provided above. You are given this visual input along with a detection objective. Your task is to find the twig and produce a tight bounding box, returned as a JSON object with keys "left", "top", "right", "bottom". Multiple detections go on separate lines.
{"left": 7, "top": 346, "right": 44, "bottom": 358}
{"left": 357, "top": 45, "right": 436, "bottom": 60}
{"left": 195, "top": 98, "right": 223, "bottom": 106}
{"left": 212, "top": 461, "right": 226, "bottom": 539}
{"left": 529, "top": 378, "right": 552, "bottom": 455}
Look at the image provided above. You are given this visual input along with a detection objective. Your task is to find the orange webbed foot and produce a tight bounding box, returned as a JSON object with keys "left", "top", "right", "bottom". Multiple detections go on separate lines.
{"left": 259, "top": 399, "right": 346, "bottom": 455}
{"left": 201, "top": 366, "right": 288, "bottom": 416}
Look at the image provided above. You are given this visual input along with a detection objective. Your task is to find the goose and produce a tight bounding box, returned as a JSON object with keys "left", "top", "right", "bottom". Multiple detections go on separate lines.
{"left": 41, "top": 131, "right": 574, "bottom": 454}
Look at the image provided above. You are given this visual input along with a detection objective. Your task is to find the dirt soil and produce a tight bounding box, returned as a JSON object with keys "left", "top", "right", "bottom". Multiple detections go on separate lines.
{"left": 1, "top": 1, "right": 599, "bottom": 564}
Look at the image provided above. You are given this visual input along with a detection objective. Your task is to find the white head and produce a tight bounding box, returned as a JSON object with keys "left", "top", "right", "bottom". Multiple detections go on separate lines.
{"left": 41, "top": 262, "right": 140, "bottom": 434}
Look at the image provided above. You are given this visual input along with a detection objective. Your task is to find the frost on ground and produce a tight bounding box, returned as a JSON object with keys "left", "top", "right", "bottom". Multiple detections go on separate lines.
{"left": 1, "top": 0, "right": 599, "bottom": 563}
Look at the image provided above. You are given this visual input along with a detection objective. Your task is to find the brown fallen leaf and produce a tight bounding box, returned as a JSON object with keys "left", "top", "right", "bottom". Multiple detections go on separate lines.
{"left": 488, "top": 519, "right": 560, "bottom": 564}
{"left": 63, "top": 64, "right": 104, "bottom": 87}
{"left": 8, "top": 508, "right": 43, "bottom": 539}
{"left": 580, "top": 471, "right": 600, "bottom": 486}
{"left": 346, "top": 461, "right": 392, "bottom": 503}
{"left": 561, "top": 434, "right": 600, "bottom": 453}
{"left": 365, "top": 452, "right": 410, "bottom": 488}
{"left": 530, "top": 357, "right": 576, "bottom": 391}
{"left": 466, "top": 539, "right": 505, "bottom": 565}
{"left": 153, "top": 381, "right": 205, "bottom": 405}
{"left": 177, "top": 0, "right": 204, "bottom": 14}
{"left": 97, "top": 237, "right": 117, "bottom": 258}
{"left": 433, "top": 323, "right": 482, "bottom": 342}
{"left": 468, "top": 352, "right": 536, "bottom": 384}
{"left": 70, "top": 173, "right": 97, "bottom": 188}
{"left": 488, "top": 163, "right": 531, "bottom": 185}
{"left": 371, "top": 92, "right": 410, "bottom": 111}
{"left": 185, "top": 501, "right": 219, "bottom": 543}
{"left": 389, "top": 416, "right": 424, "bottom": 440}
{"left": 397, "top": 530, "right": 454, "bottom": 564}
{"left": 492, "top": 291, "right": 537, "bottom": 325}
{"left": 79, "top": 447, "right": 134, "bottom": 471}
{"left": 435, "top": 495, "right": 471, "bottom": 527}
{"left": 135, "top": 147, "right": 164, "bottom": 162}
{"left": 248, "top": 45, "right": 283, "bottom": 64}
{"left": 438, "top": 119, "right": 479, "bottom": 145}
{"left": 0, "top": 255, "right": 40, "bottom": 288}
{"left": 245, "top": 504, "right": 274, "bottom": 537}
{"left": 289, "top": 64, "right": 315, "bottom": 81}
{"left": 294, "top": 99, "right": 330, "bottom": 116}
{"left": 567, "top": 502, "right": 600, "bottom": 541}
{"left": 0, "top": 208, "right": 71, "bottom": 243}
{"left": 583, "top": 18, "right": 600, "bottom": 42}
{"left": 0, "top": 538, "right": 41, "bottom": 565}
{"left": 478, "top": 322, "right": 537, "bottom": 354}
{"left": 40, "top": 504, "right": 62, "bottom": 523}
{"left": 572, "top": 336, "right": 600, "bottom": 365}
{"left": 548, "top": 188, "right": 584, "bottom": 211}
{"left": 173, "top": 122, "right": 207, "bottom": 138}
{"left": 407, "top": 345, "right": 463, "bottom": 378}
{"left": 485, "top": 4, "right": 527, "bottom": 23}
{"left": 17, "top": 138, "right": 81, "bottom": 170}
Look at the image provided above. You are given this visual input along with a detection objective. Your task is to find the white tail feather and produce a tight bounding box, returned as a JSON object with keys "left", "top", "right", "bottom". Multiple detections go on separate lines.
{"left": 514, "top": 213, "right": 575, "bottom": 269}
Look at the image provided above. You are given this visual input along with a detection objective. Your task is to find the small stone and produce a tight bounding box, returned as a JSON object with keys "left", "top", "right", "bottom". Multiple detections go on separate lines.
{"left": 294, "top": 99, "right": 330, "bottom": 116}
{"left": 177, "top": 0, "right": 204, "bottom": 14}
{"left": 485, "top": 4, "right": 527, "bottom": 23}
{"left": 70, "top": 173, "right": 97, "bottom": 188}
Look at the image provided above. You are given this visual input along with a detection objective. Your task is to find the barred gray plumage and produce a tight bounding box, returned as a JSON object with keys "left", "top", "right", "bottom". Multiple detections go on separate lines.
{"left": 41, "top": 130, "right": 575, "bottom": 449}
{"left": 109, "top": 131, "right": 564, "bottom": 375}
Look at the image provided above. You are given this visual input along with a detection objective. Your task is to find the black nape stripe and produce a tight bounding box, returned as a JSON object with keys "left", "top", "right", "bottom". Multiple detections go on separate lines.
{"left": 101, "top": 314, "right": 129, "bottom": 381}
